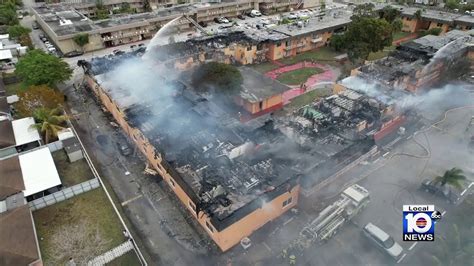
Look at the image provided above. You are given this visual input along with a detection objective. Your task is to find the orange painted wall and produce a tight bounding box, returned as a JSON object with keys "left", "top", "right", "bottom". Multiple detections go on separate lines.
{"left": 86, "top": 76, "right": 300, "bottom": 252}
{"left": 402, "top": 17, "right": 417, "bottom": 33}
{"left": 212, "top": 185, "right": 299, "bottom": 251}
{"left": 428, "top": 21, "right": 450, "bottom": 34}
{"left": 239, "top": 93, "right": 283, "bottom": 114}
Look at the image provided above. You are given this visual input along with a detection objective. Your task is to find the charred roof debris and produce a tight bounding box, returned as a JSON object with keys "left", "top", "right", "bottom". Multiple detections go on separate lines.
{"left": 79, "top": 26, "right": 473, "bottom": 250}
{"left": 356, "top": 30, "right": 473, "bottom": 91}
{"left": 85, "top": 51, "right": 405, "bottom": 230}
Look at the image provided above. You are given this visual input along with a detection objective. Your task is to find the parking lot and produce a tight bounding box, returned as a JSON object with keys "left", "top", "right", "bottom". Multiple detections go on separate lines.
{"left": 303, "top": 106, "right": 474, "bottom": 265}
{"left": 226, "top": 105, "right": 474, "bottom": 266}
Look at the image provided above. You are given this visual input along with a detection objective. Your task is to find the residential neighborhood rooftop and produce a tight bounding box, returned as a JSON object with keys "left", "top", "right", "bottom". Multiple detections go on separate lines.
{"left": 0, "top": 205, "right": 41, "bottom": 266}
{"left": 239, "top": 67, "right": 289, "bottom": 103}
{"left": 0, "top": 156, "right": 24, "bottom": 200}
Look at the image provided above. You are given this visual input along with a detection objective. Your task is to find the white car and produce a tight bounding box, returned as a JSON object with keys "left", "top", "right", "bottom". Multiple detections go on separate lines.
{"left": 286, "top": 13, "right": 298, "bottom": 20}
{"left": 363, "top": 223, "right": 404, "bottom": 261}
{"left": 250, "top": 9, "right": 262, "bottom": 17}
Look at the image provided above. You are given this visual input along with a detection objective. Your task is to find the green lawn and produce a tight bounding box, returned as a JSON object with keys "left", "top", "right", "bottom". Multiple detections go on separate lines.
{"left": 249, "top": 62, "right": 280, "bottom": 73}
{"left": 286, "top": 87, "right": 332, "bottom": 110}
{"left": 52, "top": 150, "right": 94, "bottom": 187}
{"left": 367, "top": 46, "right": 396, "bottom": 61}
{"left": 393, "top": 31, "right": 412, "bottom": 41}
{"left": 276, "top": 67, "right": 324, "bottom": 85}
{"left": 34, "top": 189, "right": 129, "bottom": 265}
{"left": 278, "top": 47, "right": 342, "bottom": 65}
{"left": 4, "top": 82, "right": 25, "bottom": 95}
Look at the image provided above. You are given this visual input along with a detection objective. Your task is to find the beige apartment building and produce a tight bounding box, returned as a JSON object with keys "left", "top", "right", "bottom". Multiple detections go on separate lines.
{"left": 33, "top": 0, "right": 331, "bottom": 54}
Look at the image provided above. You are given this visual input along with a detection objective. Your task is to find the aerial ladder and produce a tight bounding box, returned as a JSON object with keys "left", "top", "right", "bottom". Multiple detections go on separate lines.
{"left": 296, "top": 0, "right": 304, "bottom": 9}
{"left": 302, "top": 184, "right": 370, "bottom": 243}
{"left": 183, "top": 15, "right": 211, "bottom": 36}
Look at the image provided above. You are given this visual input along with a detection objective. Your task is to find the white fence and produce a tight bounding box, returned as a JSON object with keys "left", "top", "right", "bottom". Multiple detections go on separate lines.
{"left": 46, "top": 140, "right": 64, "bottom": 152}
{"left": 88, "top": 240, "right": 135, "bottom": 266}
{"left": 29, "top": 178, "right": 100, "bottom": 211}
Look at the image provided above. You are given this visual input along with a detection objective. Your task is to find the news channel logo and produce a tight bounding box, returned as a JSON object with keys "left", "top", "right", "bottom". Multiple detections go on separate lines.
{"left": 403, "top": 205, "right": 442, "bottom": 241}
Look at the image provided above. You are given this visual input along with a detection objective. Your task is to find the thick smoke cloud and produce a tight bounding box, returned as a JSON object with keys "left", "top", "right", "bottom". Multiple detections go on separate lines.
{"left": 341, "top": 76, "right": 473, "bottom": 119}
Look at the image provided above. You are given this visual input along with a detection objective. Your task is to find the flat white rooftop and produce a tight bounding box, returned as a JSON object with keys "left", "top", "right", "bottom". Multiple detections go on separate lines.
{"left": 19, "top": 146, "right": 61, "bottom": 197}
{"left": 12, "top": 117, "right": 41, "bottom": 146}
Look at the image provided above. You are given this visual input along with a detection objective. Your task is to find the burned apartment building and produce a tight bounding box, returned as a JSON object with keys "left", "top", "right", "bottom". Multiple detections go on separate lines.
{"left": 142, "top": 12, "right": 350, "bottom": 69}
{"left": 81, "top": 48, "right": 403, "bottom": 251}
{"left": 352, "top": 29, "right": 473, "bottom": 93}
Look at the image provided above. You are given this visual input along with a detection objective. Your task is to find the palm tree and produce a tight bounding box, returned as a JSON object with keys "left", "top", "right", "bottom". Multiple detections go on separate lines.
{"left": 427, "top": 224, "right": 474, "bottom": 266}
{"left": 434, "top": 168, "right": 466, "bottom": 190}
{"left": 32, "top": 108, "right": 69, "bottom": 143}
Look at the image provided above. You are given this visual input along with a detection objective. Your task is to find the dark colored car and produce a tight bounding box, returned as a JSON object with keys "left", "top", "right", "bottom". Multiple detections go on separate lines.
{"left": 420, "top": 179, "right": 460, "bottom": 203}
{"left": 237, "top": 14, "right": 245, "bottom": 20}
{"left": 113, "top": 49, "right": 125, "bottom": 55}
{"left": 198, "top": 21, "right": 208, "bottom": 27}
{"left": 117, "top": 140, "right": 132, "bottom": 156}
{"left": 63, "top": 50, "right": 84, "bottom": 58}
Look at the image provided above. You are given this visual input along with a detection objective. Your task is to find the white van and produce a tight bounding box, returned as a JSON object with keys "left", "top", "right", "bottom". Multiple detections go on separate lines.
{"left": 250, "top": 10, "right": 262, "bottom": 17}
{"left": 363, "top": 223, "right": 404, "bottom": 260}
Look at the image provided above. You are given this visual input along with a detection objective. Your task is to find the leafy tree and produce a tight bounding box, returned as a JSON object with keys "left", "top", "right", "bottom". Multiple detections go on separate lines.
{"left": 15, "top": 50, "right": 72, "bottom": 87}
{"left": 15, "top": 85, "right": 65, "bottom": 117}
{"left": 418, "top": 27, "right": 442, "bottom": 38}
{"left": 434, "top": 167, "right": 466, "bottom": 190}
{"left": 191, "top": 62, "right": 243, "bottom": 95}
{"left": 32, "top": 107, "right": 68, "bottom": 143}
{"left": 380, "top": 6, "right": 401, "bottom": 23}
{"left": 351, "top": 3, "right": 376, "bottom": 20}
{"left": 18, "top": 33, "right": 32, "bottom": 48}
{"left": 391, "top": 18, "right": 403, "bottom": 33}
{"left": 95, "top": 0, "right": 109, "bottom": 19}
{"left": 343, "top": 17, "right": 393, "bottom": 61}
{"left": 0, "top": 1, "right": 18, "bottom": 26}
{"left": 320, "top": 0, "right": 326, "bottom": 11}
{"left": 73, "top": 33, "right": 89, "bottom": 51}
{"left": 329, "top": 34, "right": 346, "bottom": 51}
{"left": 414, "top": 10, "right": 423, "bottom": 21}
{"left": 7, "top": 24, "right": 30, "bottom": 38}
{"left": 445, "top": 0, "right": 459, "bottom": 10}
{"left": 143, "top": 0, "right": 152, "bottom": 12}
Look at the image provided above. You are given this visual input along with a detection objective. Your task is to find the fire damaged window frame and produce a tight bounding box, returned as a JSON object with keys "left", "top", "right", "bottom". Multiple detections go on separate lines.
{"left": 282, "top": 197, "right": 293, "bottom": 208}
{"left": 206, "top": 221, "right": 215, "bottom": 233}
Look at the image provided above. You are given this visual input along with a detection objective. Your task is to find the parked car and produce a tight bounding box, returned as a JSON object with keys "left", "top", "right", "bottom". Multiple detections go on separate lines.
{"left": 116, "top": 140, "right": 132, "bottom": 156}
{"left": 249, "top": 9, "right": 262, "bottom": 17}
{"left": 112, "top": 49, "right": 125, "bottom": 55}
{"left": 64, "top": 50, "right": 84, "bottom": 58}
{"left": 32, "top": 22, "right": 39, "bottom": 30}
{"left": 363, "top": 223, "right": 404, "bottom": 261}
{"left": 214, "top": 17, "right": 229, "bottom": 23}
{"left": 286, "top": 13, "right": 298, "bottom": 20}
{"left": 420, "top": 179, "right": 460, "bottom": 203}
{"left": 40, "top": 37, "right": 47, "bottom": 42}
{"left": 198, "top": 21, "right": 208, "bottom": 27}
{"left": 237, "top": 14, "right": 246, "bottom": 20}
{"left": 138, "top": 43, "right": 145, "bottom": 48}
{"left": 130, "top": 44, "right": 137, "bottom": 50}
{"left": 39, "top": 34, "right": 45, "bottom": 39}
